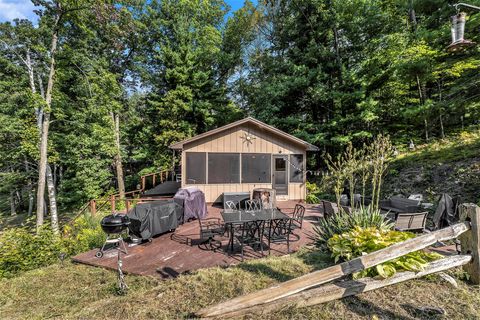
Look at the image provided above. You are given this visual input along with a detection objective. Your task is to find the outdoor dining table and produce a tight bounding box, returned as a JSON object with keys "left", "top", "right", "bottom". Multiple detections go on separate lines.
{"left": 221, "top": 208, "right": 291, "bottom": 252}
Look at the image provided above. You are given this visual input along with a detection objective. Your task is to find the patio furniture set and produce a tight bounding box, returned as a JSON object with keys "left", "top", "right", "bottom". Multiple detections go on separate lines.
{"left": 322, "top": 195, "right": 429, "bottom": 233}
{"left": 197, "top": 199, "right": 306, "bottom": 261}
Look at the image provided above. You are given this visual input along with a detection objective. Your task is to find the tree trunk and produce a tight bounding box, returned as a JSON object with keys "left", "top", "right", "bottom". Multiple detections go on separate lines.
{"left": 112, "top": 112, "right": 125, "bottom": 199}
{"left": 424, "top": 118, "right": 429, "bottom": 141}
{"left": 440, "top": 114, "right": 445, "bottom": 139}
{"left": 416, "top": 74, "right": 424, "bottom": 104}
{"left": 26, "top": 50, "right": 36, "bottom": 94}
{"left": 46, "top": 164, "right": 59, "bottom": 235}
{"left": 23, "top": 159, "right": 34, "bottom": 216}
{"left": 36, "top": 12, "right": 60, "bottom": 231}
{"left": 10, "top": 191, "right": 16, "bottom": 216}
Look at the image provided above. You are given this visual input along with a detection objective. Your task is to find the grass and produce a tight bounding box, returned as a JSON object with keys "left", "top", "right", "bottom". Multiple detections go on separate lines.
{"left": 393, "top": 127, "right": 480, "bottom": 167}
{"left": 1, "top": 248, "right": 480, "bottom": 319}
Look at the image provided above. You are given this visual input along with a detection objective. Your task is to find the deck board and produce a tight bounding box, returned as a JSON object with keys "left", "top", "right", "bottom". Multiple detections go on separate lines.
{"left": 72, "top": 201, "right": 324, "bottom": 278}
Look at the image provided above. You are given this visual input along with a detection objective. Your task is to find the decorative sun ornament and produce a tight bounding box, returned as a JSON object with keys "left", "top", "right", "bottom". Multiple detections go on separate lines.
{"left": 240, "top": 132, "right": 256, "bottom": 146}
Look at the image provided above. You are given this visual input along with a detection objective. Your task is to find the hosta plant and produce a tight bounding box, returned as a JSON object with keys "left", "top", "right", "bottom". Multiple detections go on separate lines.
{"left": 314, "top": 206, "right": 393, "bottom": 247}
{"left": 327, "top": 226, "right": 443, "bottom": 279}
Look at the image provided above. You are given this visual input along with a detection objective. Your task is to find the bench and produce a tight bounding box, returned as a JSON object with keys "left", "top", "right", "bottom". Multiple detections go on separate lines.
{"left": 380, "top": 196, "right": 421, "bottom": 214}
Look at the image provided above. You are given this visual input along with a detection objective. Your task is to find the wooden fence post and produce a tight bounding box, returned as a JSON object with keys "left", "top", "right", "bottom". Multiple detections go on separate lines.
{"left": 459, "top": 203, "right": 480, "bottom": 284}
{"left": 89, "top": 200, "right": 96, "bottom": 216}
{"left": 110, "top": 194, "right": 116, "bottom": 213}
{"left": 141, "top": 176, "right": 146, "bottom": 191}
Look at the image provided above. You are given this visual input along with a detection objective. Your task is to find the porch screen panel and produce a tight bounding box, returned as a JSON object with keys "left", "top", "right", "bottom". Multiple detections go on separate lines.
{"left": 185, "top": 152, "right": 206, "bottom": 184}
{"left": 289, "top": 154, "right": 304, "bottom": 183}
{"left": 208, "top": 153, "right": 240, "bottom": 184}
{"left": 242, "top": 153, "right": 271, "bottom": 183}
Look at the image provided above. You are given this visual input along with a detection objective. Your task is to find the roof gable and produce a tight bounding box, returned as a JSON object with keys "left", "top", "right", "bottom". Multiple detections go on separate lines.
{"left": 169, "top": 117, "right": 319, "bottom": 151}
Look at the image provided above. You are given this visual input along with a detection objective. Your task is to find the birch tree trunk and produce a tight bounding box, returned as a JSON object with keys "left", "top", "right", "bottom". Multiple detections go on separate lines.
{"left": 112, "top": 112, "right": 125, "bottom": 199}
{"left": 36, "top": 12, "right": 60, "bottom": 231}
{"left": 46, "top": 164, "right": 59, "bottom": 234}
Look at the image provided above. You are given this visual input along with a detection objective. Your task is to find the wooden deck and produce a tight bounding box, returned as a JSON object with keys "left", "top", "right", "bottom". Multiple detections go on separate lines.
{"left": 72, "top": 201, "right": 324, "bottom": 278}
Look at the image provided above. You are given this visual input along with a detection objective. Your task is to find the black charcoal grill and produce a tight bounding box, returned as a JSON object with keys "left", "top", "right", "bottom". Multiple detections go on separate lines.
{"left": 96, "top": 213, "right": 130, "bottom": 258}
{"left": 100, "top": 214, "right": 130, "bottom": 234}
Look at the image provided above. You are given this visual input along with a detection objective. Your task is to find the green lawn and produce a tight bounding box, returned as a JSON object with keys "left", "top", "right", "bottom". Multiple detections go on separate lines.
{"left": 1, "top": 248, "right": 479, "bottom": 319}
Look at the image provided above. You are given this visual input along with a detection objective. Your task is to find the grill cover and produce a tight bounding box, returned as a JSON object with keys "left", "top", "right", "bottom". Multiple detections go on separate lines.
{"left": 174, "top": 187, "right": 207, "bottom": 222}
{"left": 432, "top": 193, "right": 459, "bottom": 230}
{"left": 127, "top": 200, "right": 180, "bottom": 240}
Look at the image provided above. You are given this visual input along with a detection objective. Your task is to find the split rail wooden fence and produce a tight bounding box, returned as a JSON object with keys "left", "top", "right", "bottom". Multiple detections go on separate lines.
{"left": 196, "top": 203, "right": 480, "bottom": 319}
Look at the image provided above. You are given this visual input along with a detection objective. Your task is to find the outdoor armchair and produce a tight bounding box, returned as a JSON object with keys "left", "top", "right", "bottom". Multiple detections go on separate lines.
{"left": 394, "top": 211, "right": 428, "bottom": 232}
{"left": 196, "top": 212, "right": 225, "bottom": 251}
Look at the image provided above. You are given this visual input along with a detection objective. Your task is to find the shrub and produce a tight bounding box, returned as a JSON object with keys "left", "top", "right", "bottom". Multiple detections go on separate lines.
{"left": 0, "top": 226, "right": 63, "bottom": 278}
{"left": 313, "top": 206, "right": 393, "bottom": 247}
{"left": 61, "top": 213, "right": 106, "bottom": 256}
{"left": 306, "top": 193, "right": 320, "bottom": 204}
{"left": 0, "top": 213, "right": 106, "bottom": 278}
{"left": 327, "top": 226, "right": 442, "bottom": 279}
{"left": 306, "top": 181, "right": 321, "bottom": 204}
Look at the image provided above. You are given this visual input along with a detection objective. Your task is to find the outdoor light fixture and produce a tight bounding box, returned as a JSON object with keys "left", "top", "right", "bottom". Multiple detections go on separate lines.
{"left": 447, "top": 3, "right": 480, "bottom": 52}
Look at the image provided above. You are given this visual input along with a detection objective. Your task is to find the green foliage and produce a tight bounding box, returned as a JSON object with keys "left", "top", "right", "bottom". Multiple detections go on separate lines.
{"left": 1, "top": 0, "right": 480, "bottom": 216}
{"left": 327, "top": 226, "right": 443, "bottom": 279}
{"left": 0, "top": 226, "right": 63, "bottom": 278}
{"left": 313, "top": 207, "right": 393, "bottom": 247}
{"left": 61, "top": 213, "right": 106, "bottom": 256}
{"left": 0, "top": 213, "right": 106, "bottom": 278}
{"left": 305, "top": 181, "right": 321, "bottom": 204}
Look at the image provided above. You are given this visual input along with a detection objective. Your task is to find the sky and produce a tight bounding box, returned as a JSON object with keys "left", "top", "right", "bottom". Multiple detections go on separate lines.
{"left": 0, "top": 0, "right": 252, "bottom": 23}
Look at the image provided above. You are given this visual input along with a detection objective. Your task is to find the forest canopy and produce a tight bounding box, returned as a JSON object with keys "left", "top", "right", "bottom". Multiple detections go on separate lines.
{"left": 1, "top": 0, "right": 479, "bottom": 220}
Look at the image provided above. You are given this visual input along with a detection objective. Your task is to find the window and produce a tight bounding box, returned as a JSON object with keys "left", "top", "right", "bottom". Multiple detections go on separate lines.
{"left": 242, "top": 153, "right": 271, "bottom": 183}
{"left": 208, "top": 153, "right": 240, "bottom": 184}
{"left": 185, "top": 152, "right": 206, "bottom": 184}
{"left": 289, "top": 154, "right": 304, "bottom": 183}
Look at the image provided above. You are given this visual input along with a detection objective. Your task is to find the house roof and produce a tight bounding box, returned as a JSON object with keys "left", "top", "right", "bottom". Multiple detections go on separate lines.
{"left": 169, "top": 117, "right": 320, "bottom": 151}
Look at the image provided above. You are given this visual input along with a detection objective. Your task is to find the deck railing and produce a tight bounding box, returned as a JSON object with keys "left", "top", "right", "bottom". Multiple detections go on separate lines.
{"left": 75, "top": 169, "right": 175, "bottom": 217}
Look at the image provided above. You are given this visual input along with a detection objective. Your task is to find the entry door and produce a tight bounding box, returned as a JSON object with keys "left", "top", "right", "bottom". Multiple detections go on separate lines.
{"left": 273, "top": 155, "right": 288, "bottom": 195}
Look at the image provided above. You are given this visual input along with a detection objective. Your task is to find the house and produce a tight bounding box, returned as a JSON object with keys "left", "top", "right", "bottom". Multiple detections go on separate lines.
{"left": 169, "top": 117, "right": 319, "bottom": 203}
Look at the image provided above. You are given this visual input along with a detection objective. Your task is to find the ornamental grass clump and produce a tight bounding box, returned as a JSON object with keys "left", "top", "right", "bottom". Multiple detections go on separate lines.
{"left": 313, "top": 206, "right": 393, "bottom": 247}
{"left": 327, "top": 226, "right": 442, "bottom": 279}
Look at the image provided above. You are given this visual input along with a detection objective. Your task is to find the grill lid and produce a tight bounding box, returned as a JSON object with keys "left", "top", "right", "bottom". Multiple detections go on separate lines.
{"left": 101, "top": 214, "right": 130, "bottom": 226}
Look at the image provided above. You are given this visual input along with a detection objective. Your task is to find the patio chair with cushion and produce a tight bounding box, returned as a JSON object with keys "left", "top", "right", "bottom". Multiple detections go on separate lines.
{"left": 288, "top": 204, "right": 306, "bottom": 230}
{"left": 394, "top": 212, "right": 428, "bottom": 232}
{"left": 380, "top": 196, "right": 421, "bottom": 214}
{"left": 196, "top": 212, "right": 225, "bottom": 251}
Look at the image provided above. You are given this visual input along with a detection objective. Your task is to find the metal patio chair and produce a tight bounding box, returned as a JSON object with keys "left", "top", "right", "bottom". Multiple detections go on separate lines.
{"left": 245, "top": 199, "right": 262, "bottom": 212}
{"left": 322, "top": 201, "right": 338, "bottom": 219}
{"left": 225, "top": 200, "right": 239, "bottom": 210}
{"left": 265, "top": 217, "right": 293, "bottom": 254}
{"left": 288, "top": 204, "right": 306, "bottom": 230}
{"left": 235, "top": 220, "right": 266, "bottom": 261}
{"left": 196, "top": 212, "right": 225, "bottom": 251}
